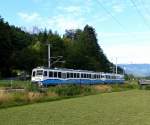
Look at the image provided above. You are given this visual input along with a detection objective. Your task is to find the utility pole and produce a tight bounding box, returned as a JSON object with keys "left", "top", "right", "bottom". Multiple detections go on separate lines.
{"left": 123, "top": 67, "right": 126, "bottom": 75}
{"left": 116, "top": 57, "right": 117, "bottom": 75}
{"left": 47, "top": 43, "right": 65, "bottom": 68}
{"left": 48, "top": 44, "right": 51, "bottom": 68}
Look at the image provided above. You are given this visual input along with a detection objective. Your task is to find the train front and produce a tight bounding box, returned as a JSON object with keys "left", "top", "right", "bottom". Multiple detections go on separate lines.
{"left": 31, "top": 67, "right": 44, "bottom": 85}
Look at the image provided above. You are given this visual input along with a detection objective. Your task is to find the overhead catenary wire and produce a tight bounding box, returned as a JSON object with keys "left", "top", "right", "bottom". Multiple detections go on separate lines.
{"left": 95, "top": 0, "right": 141, "bottom": 43}
{"left": 96, "top": 0, "right": 127, "bottom": 32}
{"left": 140, "top": 0, "right": 150, "bottom": 14}
{"left": 130, "top": 0, "right": 150, "bottom": 30}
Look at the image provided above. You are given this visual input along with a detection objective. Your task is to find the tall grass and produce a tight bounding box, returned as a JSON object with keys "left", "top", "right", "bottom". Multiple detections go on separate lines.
{"left": 51, "top": 85, "right": 93, "bottom": 96}
{"left": 0, "top": 80, "right": 30, "bottom": 88}
{"left": 0, "top": 80, "right": 141, "bottom": 109}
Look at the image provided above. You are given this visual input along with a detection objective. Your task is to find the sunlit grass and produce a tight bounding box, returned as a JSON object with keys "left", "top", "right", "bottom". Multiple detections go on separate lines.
{"left": 0, "top": 90, "right": 150, "bottom": 125}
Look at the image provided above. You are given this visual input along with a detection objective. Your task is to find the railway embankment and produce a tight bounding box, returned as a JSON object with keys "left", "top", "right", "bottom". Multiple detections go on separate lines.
{"left": 0, "top": 80, "right": 139, "bottom": 109}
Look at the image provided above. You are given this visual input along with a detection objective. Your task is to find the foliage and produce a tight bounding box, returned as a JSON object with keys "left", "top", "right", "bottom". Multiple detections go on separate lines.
{"left": 111, "top": 83, "right": 137, "bottom": 92}
{"left": 0, "top": 16, "right": 123, "bottom": 78}
{"left": 25, "top": 83, "right": 41, "bottom": 92}
{"left": 0, "top": 79, "right": 140, "bottom": 109}
{"left": 52, "top": 85, "right": 93, "bottom": 96}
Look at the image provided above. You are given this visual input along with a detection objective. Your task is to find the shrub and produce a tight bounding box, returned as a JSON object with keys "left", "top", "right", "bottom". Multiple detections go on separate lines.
{"left": 111, "top": 83, "right": 138, "bottom": 92}
{"left": 140, "top": 85, "right": 150, "bottom": 90}
{"left": 53, "top": 85, "right": 93, "bottom": 96}
{"left": 25, "top": 83, "right": 41, "bottom": 92}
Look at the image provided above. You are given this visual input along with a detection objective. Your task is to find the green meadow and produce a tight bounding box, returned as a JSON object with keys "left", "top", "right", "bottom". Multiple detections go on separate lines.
{"left": 0, "top": 90, "right": 150, "bottom": 125}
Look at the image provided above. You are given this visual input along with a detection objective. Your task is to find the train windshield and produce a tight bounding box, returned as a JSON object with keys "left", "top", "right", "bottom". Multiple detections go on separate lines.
{"left": 36, "top": 70, "right": 43, "bottom": 76}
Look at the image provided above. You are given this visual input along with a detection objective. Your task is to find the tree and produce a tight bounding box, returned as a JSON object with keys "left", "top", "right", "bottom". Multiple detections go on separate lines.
{"left": 0, "top": 15, "right": 122, "bottom": 77}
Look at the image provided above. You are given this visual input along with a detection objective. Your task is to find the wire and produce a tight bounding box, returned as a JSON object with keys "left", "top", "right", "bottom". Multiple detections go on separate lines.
{"left": 96, "top": 0, "right": 127, "bottom": 32}
{"left": 140, "top": 0, "right": 150, "bottom": 18}
{"left": 130, "top": 0, "right": 150, "bottom": 30}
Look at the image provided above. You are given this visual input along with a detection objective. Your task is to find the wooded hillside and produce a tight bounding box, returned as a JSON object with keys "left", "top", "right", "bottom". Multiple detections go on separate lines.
{"left": 0, "top": 16, "right": 122, "bottom": 77}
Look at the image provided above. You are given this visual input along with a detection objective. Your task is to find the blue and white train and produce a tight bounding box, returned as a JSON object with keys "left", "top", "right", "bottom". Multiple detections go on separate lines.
{"left": 31, "top": 67, "right": 124, "bottom": 86}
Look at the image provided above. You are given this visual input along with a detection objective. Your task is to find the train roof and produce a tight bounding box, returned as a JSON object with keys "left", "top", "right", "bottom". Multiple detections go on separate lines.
{"left": 32, "top": 67, "right": 124, "bottom": 76}
{"left": 33, "top": 67, "right": 96, "bottom": 73}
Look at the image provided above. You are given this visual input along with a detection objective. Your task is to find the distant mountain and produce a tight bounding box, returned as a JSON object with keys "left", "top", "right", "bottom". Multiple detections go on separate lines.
{"left": 118, "top": 64, "right": 150, "bottom": 77}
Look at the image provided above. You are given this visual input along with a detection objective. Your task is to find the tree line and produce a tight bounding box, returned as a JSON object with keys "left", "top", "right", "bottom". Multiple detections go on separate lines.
{"left": 0, "top": 16, "right": 123, "bottom": 78}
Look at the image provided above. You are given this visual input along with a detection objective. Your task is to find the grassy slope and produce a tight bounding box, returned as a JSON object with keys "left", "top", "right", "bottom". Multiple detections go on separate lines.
{"left": 0, "top": 90, "right": 150, "bottom": 125}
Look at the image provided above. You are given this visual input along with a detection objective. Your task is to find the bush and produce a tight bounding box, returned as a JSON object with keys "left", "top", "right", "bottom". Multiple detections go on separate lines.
{"left": 25, "top": 83, "right": 41, "bottom": 92}
{"left": 53, "top": 85, "right": 93, "bottom": 96}
{"left": 111, "top": 83, "right": 138, "bottom": 92}
{"left": 140, "top": 85, "right": 150, "bottom": 90}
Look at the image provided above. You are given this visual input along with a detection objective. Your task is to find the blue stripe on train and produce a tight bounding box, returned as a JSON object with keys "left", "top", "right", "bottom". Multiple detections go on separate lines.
{"left": 41, "top": 79, "right": 124, "bottom": 85}
{"left": 104, "top": 79, "right": 124, "bottom": 83}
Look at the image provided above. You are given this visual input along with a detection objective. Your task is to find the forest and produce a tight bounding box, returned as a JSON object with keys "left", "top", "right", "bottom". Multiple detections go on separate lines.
{"left": 0, "top": 16, "right": 122, "bottom": 78}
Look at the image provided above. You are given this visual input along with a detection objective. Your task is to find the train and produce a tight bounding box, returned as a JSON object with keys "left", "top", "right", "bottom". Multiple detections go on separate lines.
{"left": 31, "top": 67, "right": 124, "bottom": 86}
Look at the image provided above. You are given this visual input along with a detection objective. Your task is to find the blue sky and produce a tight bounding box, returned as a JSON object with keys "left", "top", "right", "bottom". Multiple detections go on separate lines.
{"left": 1, "top": 0, "right": 150, "bottom": 64}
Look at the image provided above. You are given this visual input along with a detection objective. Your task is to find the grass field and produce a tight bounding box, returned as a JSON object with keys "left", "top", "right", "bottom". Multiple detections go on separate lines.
{"left": 0, "top": 90, "right": 150, "bottom": 125}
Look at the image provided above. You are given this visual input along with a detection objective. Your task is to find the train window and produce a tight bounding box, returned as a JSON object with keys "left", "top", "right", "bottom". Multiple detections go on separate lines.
{"left": 87, "top": 74, "right": 89, "bottom": 78}
{"left": 96, "top": 75, "right": 98, "bottom": 79}
{"left": 58, "top": 72, "right": 61, "bottom": 78}
{"left": 71, "top": 73, "right": 73, "bottom": 78}
{"left": 74, "top": 73, "right": 77, "bottom": 78}
{"left": 87, "top": 74, "right": 91, "bottom": 79}
{"left": 54, "top": 72, "right": 57, "bottom": 77}
{"left": 44, "top": 71, "right": 47, "bottom": 76}
{"left": 86, "top": 74, "right": 88, "bottom": 78}
{"left": 62, "top": 73, "right": 66, "bottom": 79}
{"left": 94, "top": 74, "right": 96, "bottom": 79}
{"left": 84, "top": 74, "right": 86, "bottom": 78}
{"left": 32, "top": 71, "right": 35, "bottom": 77}
{"left": 36, "top": 70, "right": 43, "bottom": 76}
{"left": 49, "top": 71, "right": 53, "bottom": 77}
{"left": 81, "top": 74, "right": 84, "bottom": 78}
{"left": 77, "top": 73, "right": 80, "bottom": 78}
{"left": 67, "top": 73, "right": 69, "bottom": 78}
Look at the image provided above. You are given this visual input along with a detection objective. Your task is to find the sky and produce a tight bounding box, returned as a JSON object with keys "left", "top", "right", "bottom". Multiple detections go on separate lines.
{"left": 0, "top": 0, "right": 150, "bottom": 64}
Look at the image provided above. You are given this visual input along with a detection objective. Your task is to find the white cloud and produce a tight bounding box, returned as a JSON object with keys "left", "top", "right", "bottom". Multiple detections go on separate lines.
{"left": 45, "top": 15, "right": 85, "bottom": 33}
{"left": 18, "top": 12, "right": 41, "bottom": 22}
{"left": 98, "top": 31, "right": 150, "bottom": 64}
{"left": 106, "top": 44, "right": 150, "bottom": 64}
{"left": 18, "top": 12, "right": 85, "bottom": 34}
